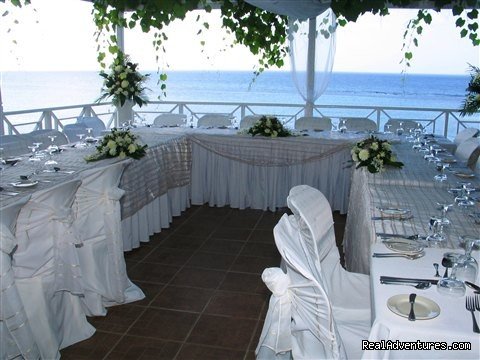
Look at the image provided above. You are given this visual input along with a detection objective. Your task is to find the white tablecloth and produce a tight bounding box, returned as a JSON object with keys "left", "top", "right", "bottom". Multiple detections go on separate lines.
{"left": 365, "top": 243, "right": 480, "bottom": 359}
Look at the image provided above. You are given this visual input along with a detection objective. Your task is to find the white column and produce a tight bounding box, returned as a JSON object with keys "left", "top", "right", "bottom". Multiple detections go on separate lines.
{"left": 305, "top": 17, "right": 316, "bottom": 117}
{"left": 0, "top": 84, "right": 4, "bottom": 135}
{"left": 114, "top": 13, "right": 125, "bottom": 127}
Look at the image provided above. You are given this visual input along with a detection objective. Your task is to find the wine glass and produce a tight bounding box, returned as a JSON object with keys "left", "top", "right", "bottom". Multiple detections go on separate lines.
{"left": 426, "top": 216, "right": 446, "bottom": 243}
{"left": 456, "top": 235, "right": 479, "bottom": 283}
{"left": 84, "top": 128, "right": 95, "bottom": 144}
{"left": 384, "top": 124, "right": 392, "bottom": 134}
{"left": 47, "top": 135, "right": 58, "bottom": 152}
{"left": 396, "top": 122, "right": 404, "bottom": 136}
{"left": 44, "top": 136, "right": 58, "bottom": 171}
{"left": 434, "top": 162, "right": 449, "bottom": 182}
{"left": 436, "top": 202, "right": 452, "bottom": 226}
{"left": 437, "top": 252, "right": 466, "bottom": 297}
{"left": 339, "top": 119, "right": 347, "bottom": 133}
{"left": 76, "top": 133, "right": 86, "bottom": 147}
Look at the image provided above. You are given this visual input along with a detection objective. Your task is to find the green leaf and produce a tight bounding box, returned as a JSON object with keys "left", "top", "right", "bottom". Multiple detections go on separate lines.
{"left": 416, "top": 26, "right": 423, "bottom": 35}
{"left": 159, "top": 73, "right": 167, "bottom": 81}
{"left": 452, "top": 5, "right": 463, "bottom": 16}
{"left": 405, "top": 52, "right": 413, "bottom": 60}
{"left": 461, "top": 29, "right": 468, "bottom": 37}
{"left": 2, "top": 11, "right": 9, "bottom": 17}
{"left": 456, "top": 18, "right": 466, "bottom": 27}
{"left": 413, "top": 38, "right": 418, "bottom": 47}
{"left": 467, "top": 9, "right": 478, "bottom": 20}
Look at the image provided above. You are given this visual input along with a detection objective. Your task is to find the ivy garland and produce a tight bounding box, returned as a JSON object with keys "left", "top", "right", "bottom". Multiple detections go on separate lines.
{"left": 5, "top": 0, "right": 480, "bottom": 81}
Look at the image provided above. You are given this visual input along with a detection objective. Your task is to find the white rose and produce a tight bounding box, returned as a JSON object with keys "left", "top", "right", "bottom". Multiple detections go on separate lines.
{"left": 128, "top": 143, "right": 137, "bottom": 153}
{"left": 272, "top": 130, "right": 278, "bottom": 137}
{"left": 383, "top": 142, "right": 391, "bottom": 151}
{"left": 109, "top": 147, "right": 117, "bottom": 156}
{"left": 359, "top": 149, "right": 369, "bottom": 161}
{"left": 119, "top": 72, "right": 127, "bottom": 80}
{"left": 352, "top": 152, "right": 359, "bottom": 162}
{"left": 121, "top": 80, "right": 129, "bottom": 88}
{"left": 264, "top": 128, "right": 271, "bottom": 134}
{"left": 371, "top": 142, "right": 379, "bottom": 150}
{"left": 114, "top": 65, "right": 122, "bottom": 72}
{"left": 107, "top": 140, "right": 116, "bottom": 149}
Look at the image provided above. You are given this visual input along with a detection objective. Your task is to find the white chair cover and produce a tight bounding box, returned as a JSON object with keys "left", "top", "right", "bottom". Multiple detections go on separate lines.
{"left": 0, "top": 134, "right": 34, "bottom": 157}
{"left": 74, "top": 161, "right": 145, "bottom": 316}
{"left": 383, "top": 119, "right": 420, "bottom": 133}
{"left": 76, "top": 116, "right": 106, "bottom": 137}
{"left": 295, "top": 116, "right": 332, "bottom": 131}
{"left": 455, "top": 137, "right": 480, "bottom": 169}
{"left": 344, "top": 118, "right": 377, "bottom": 132}
{"left": 239, "top": 115, "right": 262, "bottom": 129}
{"left": 454, "top": 127, "right": 479, "bottom": 145}
{"left": 475, "top": 156, "right": 480, "bottom": 175}
{"left": 287, "top": 185, "right": 371, "bottom": 324}
{"left": 153, "top": 113, "right": 187, "bottom": 127}
{"left": 258, "top": 214, "right": 347, "bottom": 359}
{"left": 13, "top": 179, "right": 95, "bottom": 359}
{"left": 0, "top": 195, "right": 41, "bottom": 360}
{"left": 197, "top": 114, "right": 232, "bottom": 128}
{"left": 29, "top": 129, "right": 68, "bottom": 150}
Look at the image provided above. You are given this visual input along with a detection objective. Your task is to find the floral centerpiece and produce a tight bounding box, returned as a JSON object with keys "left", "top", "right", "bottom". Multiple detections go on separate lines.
{"left": 97, "top": 51, "right": 149, "bottom": 107}
{"left": 247, "top": 115, "right": 292, "bottom": 137}
{"left": 351, "top": 136, "right": 403, "bottom": 173}
{"left": 460, "top": 64, "right": 480, "bottom": 116}
{"left": 85, "top": 128, "right": 147, "bottom": 162}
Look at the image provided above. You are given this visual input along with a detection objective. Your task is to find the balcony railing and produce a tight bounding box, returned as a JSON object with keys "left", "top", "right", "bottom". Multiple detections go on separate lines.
{"left": 1, "top": 100, "right": 479, "bottom": 139}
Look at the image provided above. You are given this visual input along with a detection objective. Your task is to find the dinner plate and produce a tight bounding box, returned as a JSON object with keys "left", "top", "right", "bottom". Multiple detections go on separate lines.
{"left": 455, "top": 172, "right": 475, "bottom": 179}
{"left": 383, "top": 239, "right": 424, "bottom": 254}
{"left": 12, "top": 181, "right": 38, "bottom": 188}
{"left": 441, "top": 158, "right": 457, "bottom": 164}
{"left": 387, "top": 294, "right": 440, "bottom": 320}
{"left": 5, "top": 157, "right": 22, "bottom": 164}
{"left": 378, "top": 207, "right": 411, "bottom": 219}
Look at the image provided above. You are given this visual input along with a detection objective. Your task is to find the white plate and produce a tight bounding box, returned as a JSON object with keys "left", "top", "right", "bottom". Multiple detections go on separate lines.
{"left": 387, "top": 294, "right": 440, "bottom": 320}
{"left": 12, "top": 181, "right": 38, "bottom": 188}
{"left": 378, "top": 208, "right": 411, "bottom": 218}
{"left": 384, "top": 239, "right": 424, "bottom": 254}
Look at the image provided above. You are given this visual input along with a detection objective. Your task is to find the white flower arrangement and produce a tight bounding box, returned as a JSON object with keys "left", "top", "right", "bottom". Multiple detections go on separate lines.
{"left": 85, "top": 128, "right": 147, "bottom": 162}
{"left": 351, "top": 136, "right": 403, "bottom": 173}
{"left": 97, "top": 51, "right": 149, "bottom": 107}
{"left": 246, "top": 115, "right": 292, "bottom": 137}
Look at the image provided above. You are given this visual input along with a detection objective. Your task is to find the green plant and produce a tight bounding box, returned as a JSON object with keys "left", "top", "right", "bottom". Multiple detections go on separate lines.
{"left": 246, "top": 115, "right": 292, "bottom": 137}
{"left": 351, "top": 136, "right": 404, "bottom": 173}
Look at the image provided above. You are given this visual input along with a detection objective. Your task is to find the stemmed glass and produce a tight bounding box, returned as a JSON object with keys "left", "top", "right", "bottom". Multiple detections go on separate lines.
{"left": 339, "top": 119, "right": 347, "bottom": 133}
{"left": 396, "top": 122, "right": 404, "bottom": 136}
{"left": 44, "top": 136, "right": 58, "bottom": 171}
{"left": 426, "top": 216, "right": 446, "bottom": 243}
{"left": 437, "top": 252, "right": 466, "bottom": 297}
{"left": 76, "top": 133, "right": 86, "bottom": 147}
{"left": 384, "top": 124, "right": 392, "bottom": 134}
{"left": 436, "top": 202, "right": 452, "bottom": 226}
{"left": 456, "top": 235, "right": 479, "bottom": 283}
{"left": 84, "top": 128, "right": 95, "bottom": 144}
{"left": 434, "top": 162, "right": 449, "bottom": 182}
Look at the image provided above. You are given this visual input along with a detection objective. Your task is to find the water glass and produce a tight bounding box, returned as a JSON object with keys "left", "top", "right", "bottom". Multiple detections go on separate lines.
{"left": 426, "top": 216, "right": 446, "bottom": 243}
{"left": 437, "top": 252, "right": 466, "bottom": 297}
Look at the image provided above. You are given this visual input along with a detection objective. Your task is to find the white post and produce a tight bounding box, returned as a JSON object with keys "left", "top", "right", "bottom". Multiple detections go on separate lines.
{"left": 305, "top": 17, "right": 316, "bottom": 117}
{"left": 0, "top": 85, "right": 4, "bottom": 135}
{"left": 114, "top": 14, "right": 125, "bottom": 127}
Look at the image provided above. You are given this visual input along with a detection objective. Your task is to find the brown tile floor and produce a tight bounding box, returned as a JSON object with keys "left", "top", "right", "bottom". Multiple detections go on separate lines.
{"left": 61, "top": 205, "right": 346, "bottom": 360}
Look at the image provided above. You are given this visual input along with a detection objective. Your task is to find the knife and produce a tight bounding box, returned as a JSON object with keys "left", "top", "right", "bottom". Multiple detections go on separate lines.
{"left": 377, "top": 233, "right": 418, "bottom": 239}
{"left": 380, "top": 276, "right": 438, "bottom": 285}
{"left": 465, "top": 281, "right": 480, "bottom": 293}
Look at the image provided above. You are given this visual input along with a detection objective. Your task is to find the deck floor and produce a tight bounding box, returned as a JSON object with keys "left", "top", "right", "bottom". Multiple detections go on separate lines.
{"left": 61, "top": 204, "right": 346, "bottom": 360}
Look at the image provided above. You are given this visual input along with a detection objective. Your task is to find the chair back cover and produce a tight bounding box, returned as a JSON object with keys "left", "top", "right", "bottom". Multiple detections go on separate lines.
{"left": 454, "top": 127, "right": 479, "bottom": 145}
{"left": 0, "top": 196, "right": 41, "bottom": 360}
{"left": 29, "top": 129, "right": 68, "bottom": 150}
{"left": 455, "top": 137, "right": 480, "bottom": 169}
{"left": 13, "top": 179, "right": 95, "bottom": 359}
{"left": 74, "top": 161, "right": 144, "bottom": 315}
{"left": 344, "top": 118, "right": 377, "bottom": 132}
{"left": 0, "top": 134, "right": 34, "bottom": 157}
{"left": 239, "top": 115, "right": 262, "bottom": 129}
{"left": 197, "top": 113, "right": 232, "bottom": 128}
{"left": 295, "top": 116, "right": 332, "bottom": 131}
{"left": 63, "top": 123, "right": 88, "bottom": 143}
{"left": 260, "top": 214, "right": 346, "bottom": 359}
{"left": 383, "top": 119, "right": 420, "bottom": 132}
{"left": 153, "top": 113, "right": 187, "bottom": 127}
{"left": 76, "top": 116, "right": 106, "bottom": 136}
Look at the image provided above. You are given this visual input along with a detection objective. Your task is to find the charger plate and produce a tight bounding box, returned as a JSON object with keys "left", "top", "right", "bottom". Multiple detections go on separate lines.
{"left": 387, "top": 294, "right": 440, "bottom": 320}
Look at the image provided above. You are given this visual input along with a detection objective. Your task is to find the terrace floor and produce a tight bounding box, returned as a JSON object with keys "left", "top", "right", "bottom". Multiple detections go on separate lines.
{"left": 61, "top": 204, "right": 347, "bottom": 360}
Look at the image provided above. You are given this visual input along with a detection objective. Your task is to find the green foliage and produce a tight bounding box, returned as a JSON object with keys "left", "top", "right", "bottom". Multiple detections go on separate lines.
{"left": 460, "top": 64, "right": 480, "bottom": 116}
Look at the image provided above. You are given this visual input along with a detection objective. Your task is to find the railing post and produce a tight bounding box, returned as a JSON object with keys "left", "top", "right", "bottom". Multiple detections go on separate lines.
{"left": 179, "top": 103, "right": 184, "bottom": 114}
{"left": 83, "top": 106, "right": 92, "bottom": 117}
{"left": 43, "top": 111, "right": 52, "bottom": 129}
{"left": 376, "top": 108, "right": 381, "bottom": 130}
{"left": 240, "top": 105, "right": 245, "bottom": 121}
{"left": 444, "top": 112, "right": 449, "bottom": 138}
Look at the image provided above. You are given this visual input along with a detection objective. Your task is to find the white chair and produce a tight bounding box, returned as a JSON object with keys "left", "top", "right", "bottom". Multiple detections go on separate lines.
{"left": 0, "top": 195, "right": 41, "bottom": 360}
{"left": 383, "top": 119, "right": 420, "bottom": 133}
{"left": 475, "top": 155, "right": 480, "bottom": 175}
{"left": 0, "top": 134, "right": 34, "bottom": 157}
{"left": 455, "top": 137, "right": 480, "bottom": 169}
{"left": 73, "top": 162, "right": 145, "bottom": 316}
{"left": 295, "top": 116, "right": 332, "bottom": 131}
{"left": 13, "top": 180, "right": 95, "bottom": 359}
{"left": 257, "top": 214, "right": 369, "bottom": 359}
{"left": 29, "top": 129, "right": 68, "bottom": 150}
{"left": 153, "top": 113, "right": 187, "bottom": 127}
{"left": 239, "top": 115, "right": 262, "bottom": 129}
{"left": 344, "top": 118, "right": 377, "bottom": 132}
{"left": 76, "top": 116, "right": 106, "bottom": 136}
{"left": 197, "top": 113, "right": 232, "bottom": 128}
{"left": 454, "top": 127, "right": 479, "bottom": 146}
{"left": 286, "top": 185, "right": 371, "bottom": 324}
{"left": 63, "top": 123, "right": 88, "bottom": 143}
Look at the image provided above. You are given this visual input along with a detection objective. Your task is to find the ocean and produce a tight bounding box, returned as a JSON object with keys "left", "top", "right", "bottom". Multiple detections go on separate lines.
{"left": 1, "top": 70, "right": 476, "bottom": 137}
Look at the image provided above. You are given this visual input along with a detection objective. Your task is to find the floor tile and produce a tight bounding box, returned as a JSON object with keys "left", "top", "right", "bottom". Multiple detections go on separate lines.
{"left": 128, "top": 262, "right": 180, "bottom": 284}
{"left": 124, "top": 245, "right": 156, "bottom": 262}
{"left": 240, "top": 242, "right": 280, "bottom": 258}
{"left": 60, "top": 331, "right": 122, "bottom": 359}
{"left": 230, "top": 255, "right": 280, "bottom": 274}
{"left": 150, "top": 285, "right": 214, "bottom": 312}
{"left": 88, "top": 305, "right": 146, "bottom": 334}
{"left": 219, "top": 272, "right": 268, "bottom": 294}
{"left": 176, "top": 344, "right": 245, "bottom": 360}
{"left": 170, "top": 267, "right": 226, "bottom": 289}
{"left": 248, "top": 229, "right": 275, "bottom": 243}
{"left": 187, "top": 314, "right": 257, "bottom": 350}
{"left": 158, "top": 234, "right": 207, "bottom": 250}
{"left": 200, "top": 238, "right": 244, "bottom": 255}
{"left": 130, "top": 281, "right": 166, "bottom": 307}
{"left": 211, "top": 227, "right": 252, "bottom": 241}
{"left": 105, "top": 336, "right": 181, "bottom": 360}
{"left": 143, "top": 247, "right": 195, "bottom": 266}
{"left": 127, "top": 308, "right": 198, "bottom": 341}
{"left": 186, "top": 251, "right": 237, "bottom": 270}
{"left": 205, "top": 291, "right": 266, "bottom": 319}
{"left": 173, "top": 223, "right": 217, "bottom": 238}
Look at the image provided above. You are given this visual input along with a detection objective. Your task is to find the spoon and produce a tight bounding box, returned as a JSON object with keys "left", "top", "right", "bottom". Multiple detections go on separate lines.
{"left": 372, "top": 252, "right": 425, "bottom": 260}
{"left": 441, "top": 256, "right": 452, "bottom": 277}
{"left": 433, "top": 263, "right": 440, "bottom": 277}
{"left": 408, "top": 293, "right": 417, "bottom": 321}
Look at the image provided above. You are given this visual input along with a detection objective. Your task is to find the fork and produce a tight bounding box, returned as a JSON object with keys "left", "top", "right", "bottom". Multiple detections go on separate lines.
{"left": 465, "top": 296, "right": 480, "bottom": 333}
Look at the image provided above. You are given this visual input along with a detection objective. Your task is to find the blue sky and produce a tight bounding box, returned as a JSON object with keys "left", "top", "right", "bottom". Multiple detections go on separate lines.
{"left": 0, "top": 0, "right": 478, "bottom": 74}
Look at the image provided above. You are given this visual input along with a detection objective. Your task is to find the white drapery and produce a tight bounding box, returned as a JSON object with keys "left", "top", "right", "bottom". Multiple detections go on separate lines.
{"left": 289, "top": 9, "right": 336, "bottom": 117}
{"left": 244, "top": 0, "right": 331, "bottom": 21}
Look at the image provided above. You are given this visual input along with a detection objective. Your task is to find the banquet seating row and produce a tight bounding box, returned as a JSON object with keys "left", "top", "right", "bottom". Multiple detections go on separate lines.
{"left": 1, "top": 162, "right": 144, "bottom": 359}
{"left": 454, "top": 136, "right": 480, "bottom": 169}
{"left": 256, "top": 185, "right": 371, "bottom": 359}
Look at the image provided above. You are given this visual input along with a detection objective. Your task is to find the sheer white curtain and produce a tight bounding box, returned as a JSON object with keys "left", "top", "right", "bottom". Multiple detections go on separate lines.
{"left": 289, "top": 9, "right": 336, "bottom": 116}
{"left": 244, "top": 0, "right": 331, "bottom": 21}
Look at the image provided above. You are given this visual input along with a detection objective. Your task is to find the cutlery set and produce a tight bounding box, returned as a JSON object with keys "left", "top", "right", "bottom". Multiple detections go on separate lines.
{"left": 465, "top": 295, "right": 480, "bottom": 333}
